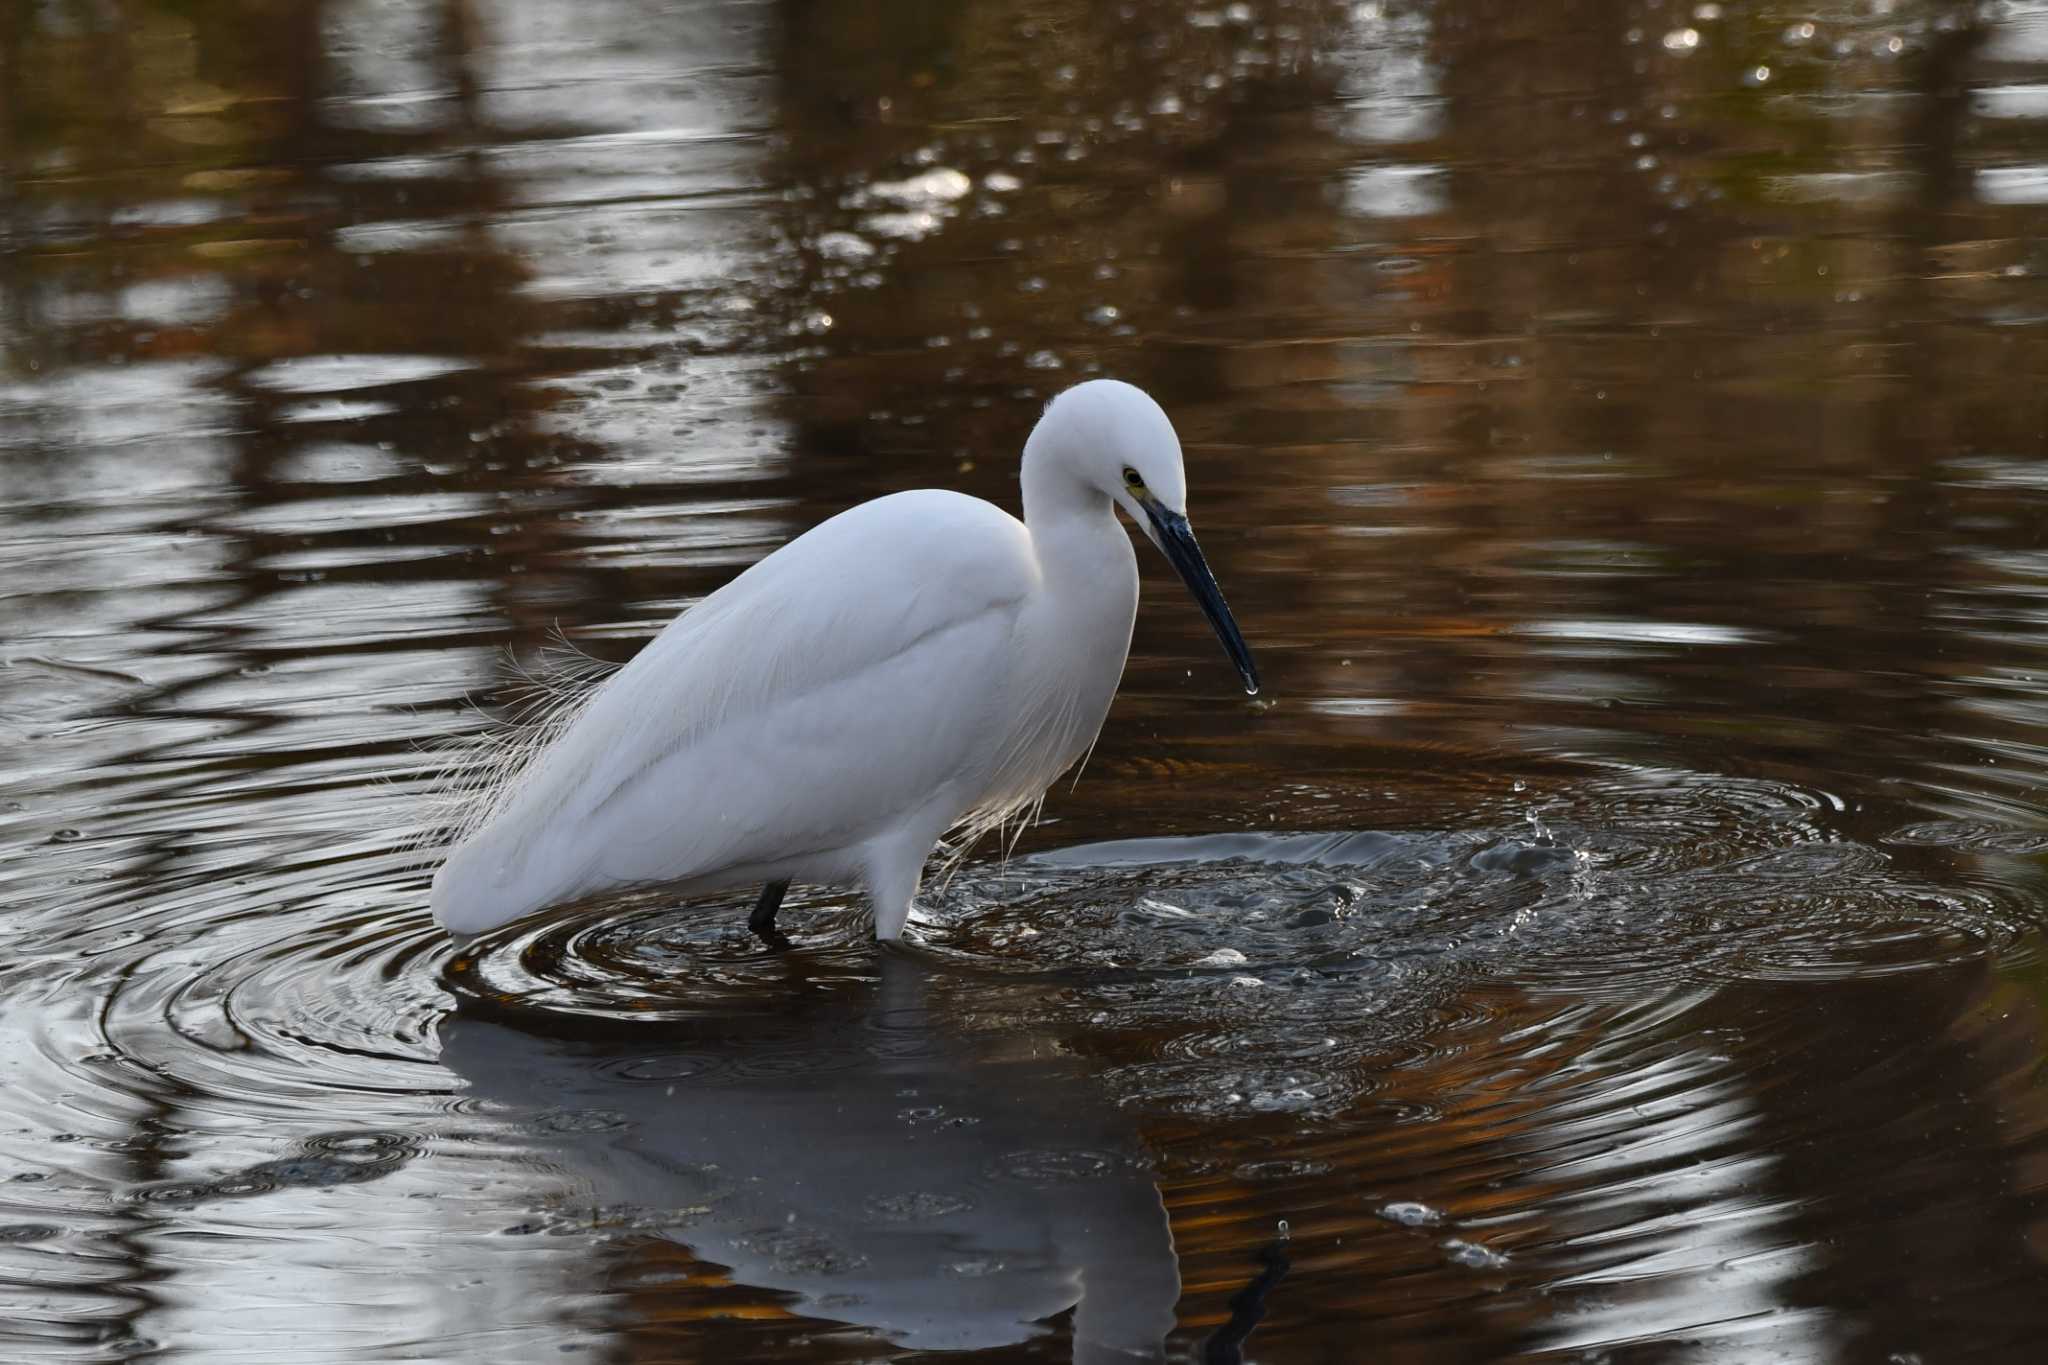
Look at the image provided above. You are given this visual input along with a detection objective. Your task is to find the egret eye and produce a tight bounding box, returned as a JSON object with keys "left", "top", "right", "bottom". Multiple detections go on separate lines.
{"left": 1122, "top": 467, "right": 1145, "bottom": 490}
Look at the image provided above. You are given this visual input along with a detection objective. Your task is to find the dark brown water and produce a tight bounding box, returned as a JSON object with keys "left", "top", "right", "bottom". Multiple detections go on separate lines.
{"left": 5, "top": 1, "right": 2048, "bottom": 1360}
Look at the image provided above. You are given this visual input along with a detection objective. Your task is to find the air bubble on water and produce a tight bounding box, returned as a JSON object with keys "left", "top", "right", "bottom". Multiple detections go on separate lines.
{"left": 1784, "top": 21, "right": 1815, "bottom": 44}
{"left": 1378, "top": 1200, "right": 1444, "bottom": 1227}
{"left": 1745, "top": 64, "right": 1771, "bottom": 86}
{"left": 814, "top": 231, "right": 875, "bottom": 262}
{"left": 1444, "top": 1238, "right": 1508, "bottom": 1269}
{"left": 1195, "top": 947, "right": 1248, "bottom": 967}
{"left": 1249, "top": 1085, "right": 1315, "bottom": 1111}
{"left": 1663, "top": 27, "right": 1700, "bottom": 51}
{"left": 1024, "top": 350, "right": 1063, "bottom": 370}
{"left": 868, "top": 167, "right": 971, "bottom": 204}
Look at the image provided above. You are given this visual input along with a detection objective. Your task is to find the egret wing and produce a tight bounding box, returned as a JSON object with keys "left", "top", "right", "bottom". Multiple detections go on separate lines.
{"left": 433, "top": 491, "right": 1035, "bottom": 931}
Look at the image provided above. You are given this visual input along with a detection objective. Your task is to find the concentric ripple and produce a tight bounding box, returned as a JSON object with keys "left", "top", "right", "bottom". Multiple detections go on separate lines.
{"left": 417, "top": 763, "right": 2045, "bottom": 1132}
{"left": 442, "top": 887, "right": 881, "bottom": 1030}
{"left": 899, "top": 766, "right": 2037, "bottom": 1118}
{"left": 918, "top": 770, "right": 2035, "bottom": 987}
{"left": 18, "top": 853, "right": 458, "bottom": 1133}
{"left": 1883, "top": 817, "right": 2048, "bottom": 856}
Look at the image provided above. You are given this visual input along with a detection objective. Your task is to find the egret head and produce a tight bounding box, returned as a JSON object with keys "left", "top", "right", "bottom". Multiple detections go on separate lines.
{"left": 1029, "top": 380, "right": 1260, "bottom": 696}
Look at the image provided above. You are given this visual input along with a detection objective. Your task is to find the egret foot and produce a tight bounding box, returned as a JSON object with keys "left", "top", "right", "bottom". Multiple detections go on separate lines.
{"left": 750, "top": 878, "right": 793, "bottom": 948}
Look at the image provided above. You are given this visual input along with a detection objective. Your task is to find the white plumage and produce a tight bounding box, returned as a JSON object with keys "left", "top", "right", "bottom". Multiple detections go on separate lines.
{"left": 431, "top": 379, "right": 1256, "bottom": 942}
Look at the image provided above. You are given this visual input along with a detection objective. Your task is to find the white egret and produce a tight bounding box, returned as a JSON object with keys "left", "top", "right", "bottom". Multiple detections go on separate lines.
{"left": 430, "top": 379, "right": 1258, "bottom": 944}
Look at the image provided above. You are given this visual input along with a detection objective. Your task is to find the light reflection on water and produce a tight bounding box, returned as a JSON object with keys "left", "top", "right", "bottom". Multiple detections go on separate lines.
{"left": 5, "top": 0, "right": 2048, "bottom": 1360}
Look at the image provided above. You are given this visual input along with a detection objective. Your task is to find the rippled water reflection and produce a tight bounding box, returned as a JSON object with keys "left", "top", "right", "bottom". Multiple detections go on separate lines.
{"left": 6, "top": 0, "right": 2048, "bottom": 1360}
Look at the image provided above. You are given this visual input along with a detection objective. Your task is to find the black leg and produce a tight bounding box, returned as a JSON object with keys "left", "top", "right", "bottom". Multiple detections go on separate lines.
{"left": 1203, "top": 1239, "right": 1291, "bottom": 1365}
{"left": 749, "top": 878, "right": 793, "bottom": 948}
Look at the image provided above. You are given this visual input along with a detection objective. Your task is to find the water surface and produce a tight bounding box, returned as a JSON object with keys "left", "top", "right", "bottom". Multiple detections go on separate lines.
{"left": 4, "top": 1, "right": 2048, "bottom": 1360}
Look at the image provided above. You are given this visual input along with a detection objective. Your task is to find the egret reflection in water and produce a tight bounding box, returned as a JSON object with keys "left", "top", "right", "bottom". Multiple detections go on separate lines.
{"left": 438, "top": 952, "right": 1180, "bottom": 1361}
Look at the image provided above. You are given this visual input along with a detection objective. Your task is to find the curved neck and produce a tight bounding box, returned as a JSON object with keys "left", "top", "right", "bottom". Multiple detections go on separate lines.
{"left": 1021, "top": 433, "right": 1095, "bottom": 531}
{"left": 1021, "top": 439, "right": 1133, "bottom": 584}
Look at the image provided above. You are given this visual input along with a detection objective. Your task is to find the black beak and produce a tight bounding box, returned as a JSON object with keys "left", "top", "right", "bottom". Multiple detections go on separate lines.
{"left": 1143, "top": 505, "right": 1260, "bottom": 696}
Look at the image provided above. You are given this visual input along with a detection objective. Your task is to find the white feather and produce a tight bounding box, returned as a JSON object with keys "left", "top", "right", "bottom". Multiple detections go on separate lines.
{"left": 429, "top": 379, "right": 1244, "bottom": 941}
